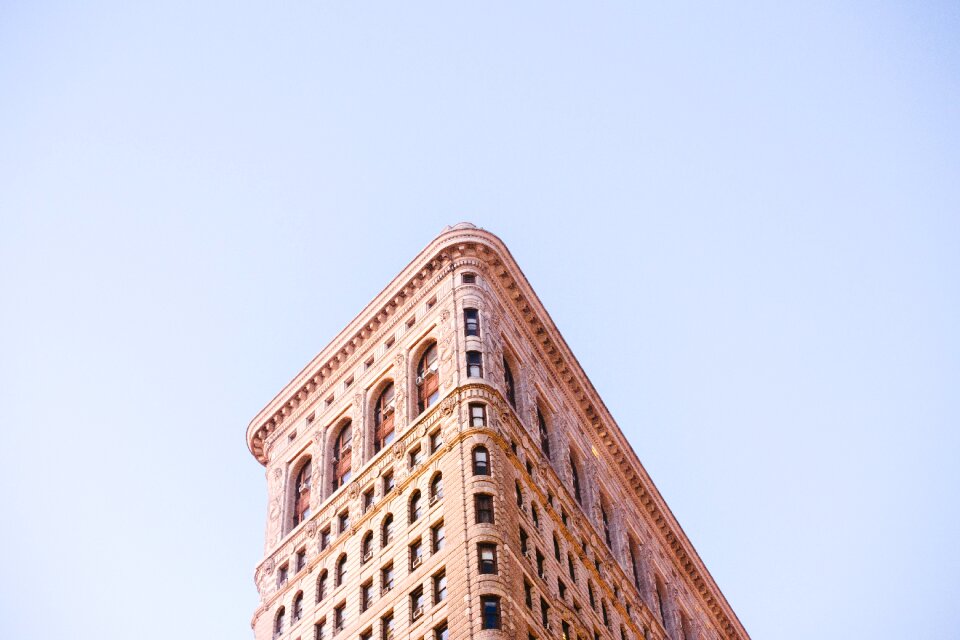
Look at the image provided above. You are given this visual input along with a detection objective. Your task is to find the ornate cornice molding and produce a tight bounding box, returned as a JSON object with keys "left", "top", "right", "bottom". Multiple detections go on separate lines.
{"left": 245, "top": 224, "right": 749, "bottom": 640}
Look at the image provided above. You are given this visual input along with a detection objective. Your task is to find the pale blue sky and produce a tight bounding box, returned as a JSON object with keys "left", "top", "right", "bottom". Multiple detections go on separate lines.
{"left": 1, "top": 2, "right": 958, "bottom": 639}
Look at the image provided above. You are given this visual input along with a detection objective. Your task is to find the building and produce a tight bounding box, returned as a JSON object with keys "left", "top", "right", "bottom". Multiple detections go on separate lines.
{"left": 246, "top": 223, "right": 749, "bottom": 640}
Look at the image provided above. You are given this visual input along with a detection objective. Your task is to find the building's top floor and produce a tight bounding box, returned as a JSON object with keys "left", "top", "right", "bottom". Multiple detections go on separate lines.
{"left": 245, "top": 222, "right": 749, "bottom": 640}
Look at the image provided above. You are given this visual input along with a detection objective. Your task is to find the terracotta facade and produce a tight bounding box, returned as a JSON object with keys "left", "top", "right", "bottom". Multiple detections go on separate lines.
{"left": 246, "top": 223, "right": 749, "bottom": 640}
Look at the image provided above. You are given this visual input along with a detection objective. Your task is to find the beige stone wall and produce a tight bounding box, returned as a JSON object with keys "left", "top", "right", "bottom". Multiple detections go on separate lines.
{"left": 247, "top": 225, "right": 747, "bottom": 640}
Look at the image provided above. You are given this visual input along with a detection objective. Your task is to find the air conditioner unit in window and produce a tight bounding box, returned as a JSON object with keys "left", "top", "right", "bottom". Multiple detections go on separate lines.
{"left": 382, "top": 403, "right": 395, "bottom": 416}
{"left": 411, "top": 556, "right": 423, "bottom": 569}
{"left": 362, "top": 550, "right": 373, "bottom": 562}
{"left": 412, "top": 605, "right": 424, "bottom": 620}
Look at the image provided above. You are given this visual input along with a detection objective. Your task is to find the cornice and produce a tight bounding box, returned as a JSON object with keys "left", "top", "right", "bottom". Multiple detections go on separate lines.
{"left": 246, "top": 223, "right": 750, "bottom": 640}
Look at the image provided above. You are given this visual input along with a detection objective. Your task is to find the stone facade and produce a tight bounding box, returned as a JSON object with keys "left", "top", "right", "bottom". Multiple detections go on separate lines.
{"left": 246, "top": 223, "right": 750, "bottom": 640}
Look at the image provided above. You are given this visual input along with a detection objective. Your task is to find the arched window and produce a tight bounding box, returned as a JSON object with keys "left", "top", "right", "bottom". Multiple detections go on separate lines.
{"left": 472, "top": 445, "right": 489, "bottom": 475}
{"left": 409, "top": 489, "right": 423, "bottom": 523}
{"left": 416, "top": 342, "right": 440, "bottom": 413}
{"left": 381, "top": 513, "right": 394, "bottom": 546}
{"left": 570, "top": 454, "right": 583, "bottom": 505}
{"left": 293, "top": 591, "right": 304, "bottom": 621}
{"left": 316, "top": 570, "right": 328, "bottom": 602}
{"left": 335, "top": 553, "right": 347, "bottom": 586}
{"left": 430, "top": 473, "right": 443, "bottom": 502}
{"left": 292, "top": 458, "right": 312, "bottom": 528}
{"left": 537, "top": 409, "right": 551, "bottom": 460}
{"left": 361, "top": 531, "right": 374, "bottom": 562}
{"left": 503, "top": 357, "right": 516, "bottom": 408}
{"left": 331, "top": 421, "right": 352, "bottom": 491}
{"left": 373, "top": 382, "right": 396, "bottom": 453}
{"left": 273, "top": 607, "right": 285, "bottom": 637}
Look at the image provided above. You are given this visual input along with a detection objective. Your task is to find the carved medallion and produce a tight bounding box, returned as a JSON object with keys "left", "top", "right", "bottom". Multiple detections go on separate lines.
{"left": 440, "top": 396, "right": 456, "bottom": 417}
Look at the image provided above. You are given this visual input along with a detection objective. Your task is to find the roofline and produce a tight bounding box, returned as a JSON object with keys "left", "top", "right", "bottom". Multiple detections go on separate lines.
{"left": 244, "top": 222, "right": 750, "bottom": 639}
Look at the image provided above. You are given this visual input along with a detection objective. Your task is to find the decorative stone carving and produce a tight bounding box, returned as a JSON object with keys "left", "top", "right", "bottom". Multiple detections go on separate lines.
{"left": 306, "top": 521, "right": 317, "bottom": 538}
{"left": 440, "top": 309, "right": 451, "bottom": 323}
{"left": 392, "top": 442, "right": 404, "bottom": 459}
{"left": 269, "top": 496, "right": 281, "bottom": 522}
{"left": 440, "top": 396, "right": 456, "bottom": 417}
{"left": 349, "top": 484, "right": 360, "bottom": 500}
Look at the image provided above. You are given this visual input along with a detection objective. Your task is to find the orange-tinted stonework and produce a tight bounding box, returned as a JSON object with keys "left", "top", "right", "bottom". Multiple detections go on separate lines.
{"left": 247, "top": 223, "right": 749, "bottom": 640}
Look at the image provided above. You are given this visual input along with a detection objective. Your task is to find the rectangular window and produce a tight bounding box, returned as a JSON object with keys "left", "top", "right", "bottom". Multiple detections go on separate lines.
{"left": 433, "top": 569, "right": 447, "bottom": 604}
{"left": 466, "top": 351, "right": 483, "bottom": 378}
{"left": 480, "top": 595, "right": 501, "bottom": 630}
{"left": 409, "top": 538, "right": 424, "bottom": 570}
{"left": 361, "top": 580, "right": 374, "bottom": 612}
{"left": 558, "top": 578, "right": 567, "bottom": 600}
{"left": 277, "top": 563, "right": 288, "bottom": 588}
{"left": 409, "top": 445, "right": 423, "bottom": 469}
{"left": 363, "top": 487, "right": 375, "bottom": 513}
{"left": 383, "top": 470, "right": 395, "bottom": 494}
{"left": 469, "top": 403, "right": 486, "bottom": 427}
{"left": 338, "top": 510, "right": 349, "bottom": 534}
{"left": 320, "top": 527, "right": 331, "bottom": 550}
{"left": 520, "top": 528, "right": 529, "bottom": 555}
{"left": 524, "top": 579, "right": 533, "bottom": 608}
{"left": 410, "top": 585, "right": 425, "bottom": 621}
{"left": 462, "top": 273, "right": 476, "bottom": 284}
{"left": 334, "top": 602, "right": 345, "bottom": 633}
{"left": 429, "top": 429, "right": 443, "bottom": 453}
{"left": 541, "top": 597, "right": 550, "bottom": 628}
{"left": 381, "top": 612, "right": 394, "bottom": 640}
{"left": 314, "top": 619, "right": 326, "bottom": 640}
{"left": 478, "top": 543, "right": 498, "bottom": 574}
{"left": 434, "top": 621, "right": 449, "bottom": 640}
{"left": 431, "top": 521, "right": 446, "bottom": 552}
{"left": 464, "top": 308, "right": 480, "bottom": 336}
{"left": 360, "top": 629, "right": 372, "bottom": 640}
{"left": 475, "top": 493, "right": 494, "bottom": 524}
{"left": 296, "top": 548, "right": 306, "bottom": 572}
{"left": 381, "top": 563, "right": 395, "bottom": 594}
{"left": 536, "top": 550, "right": 545, "bottom": 578}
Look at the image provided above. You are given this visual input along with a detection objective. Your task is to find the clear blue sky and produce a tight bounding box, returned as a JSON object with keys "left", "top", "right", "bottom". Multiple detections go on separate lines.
{"left": 1, "top": 2, "right": 957, "bottom": 639}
